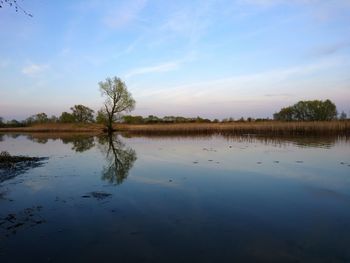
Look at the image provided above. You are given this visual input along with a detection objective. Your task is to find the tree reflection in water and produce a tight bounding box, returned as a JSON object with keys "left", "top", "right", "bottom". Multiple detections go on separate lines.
{"left": 98, "top": 134, "right": 137, "bottom": 185}
{"left": 62, "top": 136, "right": 95, "bottom": 152}
{"left": 24, "top": 134, "right": 96, "bottom": 152}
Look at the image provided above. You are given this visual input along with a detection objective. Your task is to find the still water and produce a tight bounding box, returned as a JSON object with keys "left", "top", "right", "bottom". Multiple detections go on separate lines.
{"left": 0, "top": 133, "right": 350, "bottom": 262}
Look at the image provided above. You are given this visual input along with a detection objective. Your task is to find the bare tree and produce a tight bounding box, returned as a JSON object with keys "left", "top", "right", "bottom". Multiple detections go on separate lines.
{"left": 99, "top": 77, "right": 135, "bottom": 134}
{"left": 0, "top": 0, "right": 33, "bottom": 17}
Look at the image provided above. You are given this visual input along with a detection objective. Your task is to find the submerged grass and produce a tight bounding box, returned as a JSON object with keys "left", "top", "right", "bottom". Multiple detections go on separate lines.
{"left": 0, "top": 151, "right": 44, "bottom": 167}
{"left": 0, "top": 151, "right": 48, "bottom": 183}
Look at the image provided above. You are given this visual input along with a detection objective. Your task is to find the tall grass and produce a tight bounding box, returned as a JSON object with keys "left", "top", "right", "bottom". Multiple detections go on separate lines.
{"left": 1, "top": 121, "right": 349, "bottom": 136}
{"left": 116, "top": 121, "right": 350, "bottom": 136}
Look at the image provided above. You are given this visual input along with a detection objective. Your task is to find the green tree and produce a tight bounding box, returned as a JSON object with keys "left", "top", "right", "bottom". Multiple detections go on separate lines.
{"left": 274, "top": 100, "right": 337, "bottom": 121}
{"left": 99, "top": 77, "right": 135, "bottom": 134}
{"left": 59, "top": 112, "right": 75, "bottom": 123}
{"left": 35, "top": 113, "right": 48, "bottom": 123}
{"left": 123, "top": 115, "right": 144, "bottom": 124}
{"left": 49, "top": 115, "right": 58, "bottom": 123}
{"left": 144, "top": 115, "right": 160, "bottom": 123}
{"left": 273, "top": 106, "right": 295, "bottom": 121}
{"left": 70, "top": 104, "right": 95, "bottom": 123}
{"left": 96, "top": 109, "right": 108, "bottom": 124}
{"left": 26, "top": 113, "right": 49, "bottom": 124}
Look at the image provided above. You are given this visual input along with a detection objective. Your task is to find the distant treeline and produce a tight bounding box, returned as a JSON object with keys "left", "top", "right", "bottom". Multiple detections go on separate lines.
{"left": 121, "top": 115, "right": 269, "bottom": 124}
{"left": 273, "top": 99, "right": 347, "bottom": 121}
{"left": 0, "top": 100, "right": 348, "bottom": 128}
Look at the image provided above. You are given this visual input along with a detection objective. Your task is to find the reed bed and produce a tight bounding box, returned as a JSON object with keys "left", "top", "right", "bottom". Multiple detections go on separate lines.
{"left": 1, "top": 121, "right": 349, "bottom": 136}
{"left": 116, "top": 121, "right": 350, "bottom": 136}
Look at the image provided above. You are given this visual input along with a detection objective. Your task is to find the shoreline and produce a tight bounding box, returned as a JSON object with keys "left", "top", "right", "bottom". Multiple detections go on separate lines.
{"left": 0, "top": 121, "right": 349, "bottom": 136}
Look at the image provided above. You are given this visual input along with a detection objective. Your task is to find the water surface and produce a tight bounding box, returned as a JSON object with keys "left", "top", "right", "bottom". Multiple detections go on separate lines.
{"left": 0, "top": 133, "right": 350, "bottom": 262}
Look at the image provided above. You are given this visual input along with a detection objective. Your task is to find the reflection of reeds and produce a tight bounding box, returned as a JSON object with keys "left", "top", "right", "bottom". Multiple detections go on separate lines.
{"left": 117, "top": 121, "right": 350, "bottom": 136}
{"left": 0, "top": 123, "right": 103, "bottom": 133}
{"left": 121, "top": 133, "right": 349, "bottom": 149}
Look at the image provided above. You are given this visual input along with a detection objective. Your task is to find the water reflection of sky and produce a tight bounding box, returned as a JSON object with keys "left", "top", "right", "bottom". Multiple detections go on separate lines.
{"left": 1, "top": 134, "right": 350, "bottom": 262}
{"left": 124, "top": 136, "right": 350, "bottom": 192}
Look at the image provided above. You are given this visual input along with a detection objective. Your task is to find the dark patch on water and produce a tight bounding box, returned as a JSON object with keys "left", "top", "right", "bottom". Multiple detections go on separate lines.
{"left": 0, "top": 206, "right": 45, "bottom": 237}
{"left": 81, "top": 191, "right": 112, "bottom": 200}
{"left": 0, "top": 151, "right": 48, "bottom": 183}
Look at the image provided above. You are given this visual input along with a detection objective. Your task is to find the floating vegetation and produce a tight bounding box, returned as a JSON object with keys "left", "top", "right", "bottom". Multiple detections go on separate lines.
{"left": 0, "top": 151, "right": 48, "bottom": 183}
{"left": 0, "top": 206, "right": 45, "bottom": 237}
{"left": 81, "top": 191, "right": 112, "bottom": 200}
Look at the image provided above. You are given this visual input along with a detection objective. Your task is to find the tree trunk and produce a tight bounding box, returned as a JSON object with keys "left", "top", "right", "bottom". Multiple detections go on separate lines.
{"left": 107, "top": 114, "right": 114, "bottom": 134}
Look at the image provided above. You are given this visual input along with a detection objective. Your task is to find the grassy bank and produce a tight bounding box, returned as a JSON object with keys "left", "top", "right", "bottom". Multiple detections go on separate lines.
{"left": 116, "top": 121, "right": 350, "bottom": 136}
{"left": 0, "top": 121, "right": 349, "bottom": 136}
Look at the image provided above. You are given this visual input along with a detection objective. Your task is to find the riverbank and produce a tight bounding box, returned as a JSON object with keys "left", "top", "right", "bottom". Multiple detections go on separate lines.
{"left": 0, "top": 121, "right": 349, "bottom": 136}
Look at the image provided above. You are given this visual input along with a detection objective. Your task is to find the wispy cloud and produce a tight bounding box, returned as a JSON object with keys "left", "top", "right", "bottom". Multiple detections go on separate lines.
{"left": 124, "top": 52, "right": 196, "bottom": 79}
{"left": 154, "top": 1, "right": 215, "bottom": 47}
{"left": 124, "top": 61, "right": 180, "bottom": 79}
{"left": 22, "top": 63, "right": 49, "bottom": 77}
{"left": 132, "top": 58, "right": 348, "bottom": 118}
{"left": 103, "top": 0, "right": 148, "bottom": 29}
{"left": 309, "top": 41, "right": 350, "bottom": 57}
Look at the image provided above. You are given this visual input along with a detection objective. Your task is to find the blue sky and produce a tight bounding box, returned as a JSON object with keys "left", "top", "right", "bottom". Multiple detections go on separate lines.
{"left": 0, "top": 0, "right": 349, "bottom": 120}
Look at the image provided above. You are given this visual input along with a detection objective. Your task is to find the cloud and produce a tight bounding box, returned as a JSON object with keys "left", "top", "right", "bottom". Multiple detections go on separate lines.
{"left": 103, "top": 0, "right": 147, "bottom": 28}
{"left": 132, "top": 58, "right": 348, "bottom": 118}
{"left": 158, "top": 1, "right": 214, "bottom": 46}
{"left": 309, "top": 41, "right": 350, "bottom": 57}
{"left": 124, "top": 52, "right": 196, "bottom": 79}
{"left": 124, "top": 61, "right": 180, "bottom": 79}
{"left": 22, "top": 63, "right": 49, "bottom": 77}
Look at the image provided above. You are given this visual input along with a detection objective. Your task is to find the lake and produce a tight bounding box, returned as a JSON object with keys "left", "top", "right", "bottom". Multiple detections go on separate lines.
{"left": 1, "top": 133, "right": 350, "bottom": 262}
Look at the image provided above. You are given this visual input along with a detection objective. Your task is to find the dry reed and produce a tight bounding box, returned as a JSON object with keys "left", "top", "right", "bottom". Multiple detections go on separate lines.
{"left": 1, "top": 121, "right": 349, "bottom": 136}
{"left": 116, "top": 121, "right": 350, "bottom": 136}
